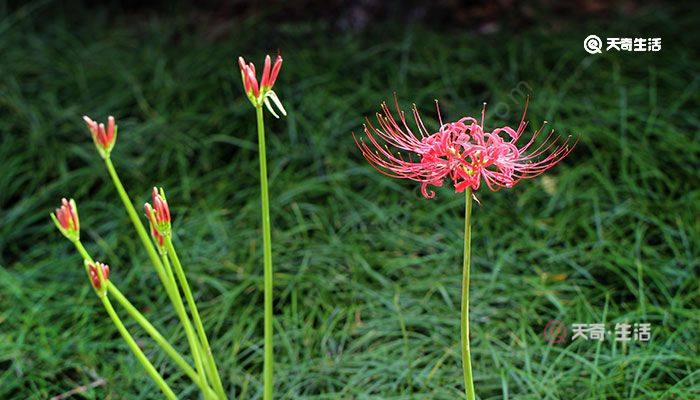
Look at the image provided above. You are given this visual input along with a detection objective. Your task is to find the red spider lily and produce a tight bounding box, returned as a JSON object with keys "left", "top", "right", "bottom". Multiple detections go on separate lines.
{"left": 144, "top": 187, "right": 171, "bottom": 250}
{"left": 238, "top": 54, "right": 286, "bottom": 118}
{"left": 51, "top": 198, "right": 80, "bottom": 240}
{"left": 83, "top": 115, "right": 117, "bottom": 157}
{"left": 87, "top": 261, "right": 110, "bottom": 290}
{"left": 354, "top": 97, "right": 575, "bottom": 198}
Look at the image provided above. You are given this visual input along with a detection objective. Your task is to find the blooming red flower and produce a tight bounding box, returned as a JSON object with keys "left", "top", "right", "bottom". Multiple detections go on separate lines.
{"left": 144, "top": 187, "right": 171, "bottom": 250}
{"left": 83, "top": 115, "right": 117, "bottom": 158}
{"left": 354, "top": 97, "right": 575, "bottom": 198}
{"left": 238, "top": 54, "right": 286, "bottom": 118}
{"left": 87, "top": 261, "right": 110, "bottom": 290}
{"left": 51, "top": 198, "right": 80, "bottom": 240}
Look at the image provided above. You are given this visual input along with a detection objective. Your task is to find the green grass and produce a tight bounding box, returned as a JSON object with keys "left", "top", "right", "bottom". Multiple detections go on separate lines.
{"left": 1, "top": 2, "right": 698, "bottom": 399}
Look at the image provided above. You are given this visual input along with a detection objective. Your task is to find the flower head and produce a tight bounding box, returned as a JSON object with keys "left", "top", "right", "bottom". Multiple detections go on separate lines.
{"left": 83, "top": 115, "right": 117, "bottom": 158}
{"left": 145, "top": 187, "right": 171, "bottom": 252}
{"left": 238, "top": 54, "right": 287, "bottom": 118}
{"left": 354, "top": 97, "right": 575, "bottom": 199}
{"left": 51, "top": 198, "right": 80, "bottom": 241}
{"left": 86, "top": 260, "right": 110, "bottom": 290}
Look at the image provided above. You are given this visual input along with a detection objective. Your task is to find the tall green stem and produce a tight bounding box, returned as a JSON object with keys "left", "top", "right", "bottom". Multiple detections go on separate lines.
{"left": 73, "top": 240, "right": 216, "bottom": 398}
{"left": 255, "top": 105, "right": 274, "bottom": 400}
{"left": 103, "top": 158, "right": 206, "bottom": 388}
{"left": 99, "top": 294, "right": 177, "bottom": 399}
{"left": 109, "top": 285, "right": 219, "bottom": 399}
{"left": 461, "top": 189, "right": 475, "bottom": 400}
{"left": 160, "top": 253, "right": 210, "bottom": 398}
{"left": 103, "top": 158, "right": 173, "bottom": 294}
{"left": 166, "top": 238, "right": 227, "bottom": 400}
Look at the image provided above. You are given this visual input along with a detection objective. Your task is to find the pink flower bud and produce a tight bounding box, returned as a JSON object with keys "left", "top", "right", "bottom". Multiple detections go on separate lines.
{"left": 87, "top": 261, "right": 110, "bottom": 290}
{"left": 151, "top": 187, "right": 171, "bottom": 224}
{"left": 51, "top": 198, "right": 80, "bottom": 240}
{"left": 145, "top": 187, "right": 171, "bottom": 251}
{"left": 238, "top": 54, "right": 283, "bottom": 97}
{"left": 83, "top": 115, "right": 117, "bottom": 157}
{"left": 144, "top": 203, "right": 165, "bottom": 248}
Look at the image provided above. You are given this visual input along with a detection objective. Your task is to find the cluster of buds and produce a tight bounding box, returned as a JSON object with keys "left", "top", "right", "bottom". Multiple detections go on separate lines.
{"left": 51, "top": 199, "right": 112, "bottom": 292}
{"left": 238, "top": 54, "right": 287, "bottom": 118}
{"left": 86, "top": 260, "right": 110, "bottom": 291}
{"left": 83, "top": 116, "right": 118, "bottom": 159}
{"left": 51, "top": 198, "right": 80, "bottom": 241}
{"left": 144, "top": 187, "right": 171, "bottom": 253}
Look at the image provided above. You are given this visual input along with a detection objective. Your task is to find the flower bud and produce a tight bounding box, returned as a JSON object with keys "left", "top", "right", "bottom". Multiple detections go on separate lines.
{"left": 238, "top": 54, "right": 286, "bottom": 118}
{"left": 83, "top": 115, "right": 117, "bottom": 158}
{"left": 144, "top": 187, "right": 171, "bottom": 253}
{"left": 51, "top": 198, "right": 80, "bottom": 241}
{"left": 86, "top": 260, "right": 110, "bottom": 290}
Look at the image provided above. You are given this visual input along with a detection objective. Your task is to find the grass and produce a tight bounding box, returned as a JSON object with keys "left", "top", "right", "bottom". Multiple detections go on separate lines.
{"left": 0, "top": 2, "right": 698, "bottom": 399}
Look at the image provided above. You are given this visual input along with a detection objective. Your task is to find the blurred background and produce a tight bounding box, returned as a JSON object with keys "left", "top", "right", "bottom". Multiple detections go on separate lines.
{"left": 0, "top": 0, "right": 698, "bottom": 399}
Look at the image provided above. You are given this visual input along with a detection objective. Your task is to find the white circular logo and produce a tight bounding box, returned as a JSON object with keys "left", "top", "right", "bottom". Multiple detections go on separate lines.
{"left": 584, "top": 35, "right": 603, "bottom": 54}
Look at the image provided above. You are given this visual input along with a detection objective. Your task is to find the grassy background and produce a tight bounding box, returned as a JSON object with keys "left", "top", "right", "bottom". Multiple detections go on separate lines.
{"left": 1, "top": 1, "right": 698, "bottom": 399}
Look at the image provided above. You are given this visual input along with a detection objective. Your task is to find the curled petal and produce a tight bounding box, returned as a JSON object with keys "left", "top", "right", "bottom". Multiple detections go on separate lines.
{"left": 264, "top": 96, "right": 279, "bottom": 118}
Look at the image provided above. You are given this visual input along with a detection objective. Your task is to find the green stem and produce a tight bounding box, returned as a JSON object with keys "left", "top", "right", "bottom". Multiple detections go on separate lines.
{"left": 103, "top": 158, "right": 170, "bottom": 294}
{"left": 73, "top": 240, "right": 217, "bottom": 398}
{"left": 166, "top": 239, "right": 227, "bottom": 400}
{"left": 103, "top": 158, "right": 216, "bottom": 399}
{"left": 161, "top": 252, "right": 211, "bottom": 398}
{"left": 461, "top": 189, "right": 475, "bottom": 400}
{"left": 109, "top": 285, "right": 219, "bottom": 399}
{"left": 99, "top": 294, "right": 177, "bottom": 400}
{"left": 255, "top": 105, "right": 274, "bottom": 400}
{"left": 73, "top": 240, "right": 92, "bottom": 262}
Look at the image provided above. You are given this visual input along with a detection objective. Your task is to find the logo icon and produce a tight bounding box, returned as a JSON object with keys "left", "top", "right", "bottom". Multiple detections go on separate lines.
{"left": 583, "top": 35, "right": 603, "bottom": 54}
{"left": 543, "top": 320, "right": 568, "bottom": 344}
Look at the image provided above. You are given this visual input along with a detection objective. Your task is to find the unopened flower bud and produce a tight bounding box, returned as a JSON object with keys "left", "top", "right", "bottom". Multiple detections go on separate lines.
{"left": 144, "top": 187, "right": 171, "bottom": 253}
{"left": 238, "top": 54, "right": 286, "bottom": 118}
{"left": 86, "top": 260, "right": 110, "bottom": 290}
{"left": 83, "top": 115, "right": 118, "bottom": 158}
{"left": 51, "top": 198, "right": 80, "bottom": 241}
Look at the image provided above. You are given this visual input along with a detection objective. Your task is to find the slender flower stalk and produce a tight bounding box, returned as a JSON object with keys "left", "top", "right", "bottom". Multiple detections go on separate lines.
{"left": 86, "top": 258, "right": 174, "bottom": 400}
{"left": 147, "top": 187, "right": 226, "bottom": 399}
{"left": 145, "top": 187, "right": 213, "bottom": 398}
{"left": 103, "top": 157, "right": 169, "bottom": 284}
{"left": 108, "top": 285, "right": 219, "bottom": 398}
{"left": 461, "top": 189, "right": 475, "bottom": 400}
{"left": 81, "top": 118, "right": 217, "bottom": 398}
{"left": 239, "top": 53, "right": 286, "bottom": 400}
{"left": 166, "top": 237, "right": 226, "bottom": 400}
{"left": 50, "top": 201, "right": 177, "bottom": 399}
{"left": 160, "top": 251, "right": 210, "bottom": 397}
{"left": 256, "top": 105, "right": 275, "bottom": 400}
{"left": 354, "top": 96, "right": 575, "bottom": 398}
{"left": 100, "top": 293, "right": 177, "bottom": 400}
{"left": 71, "top": 238, "right": 217, "bottom": 398}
